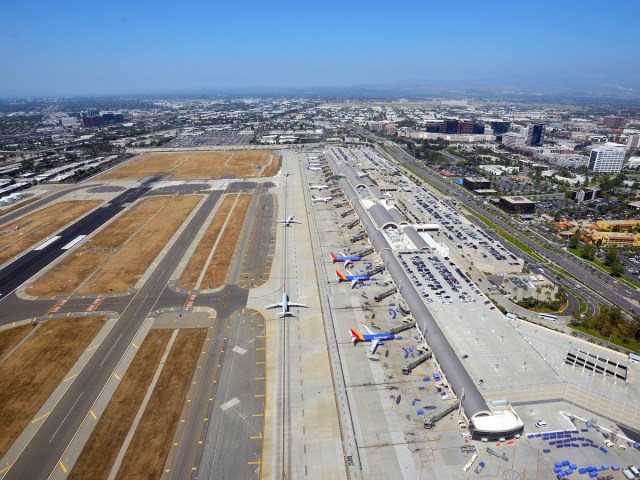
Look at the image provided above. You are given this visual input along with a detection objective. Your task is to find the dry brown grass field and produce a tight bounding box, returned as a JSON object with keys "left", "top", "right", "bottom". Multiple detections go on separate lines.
{"left": 114, "top": 328, "right": 207, "bottom": 480}
{"left": 28, "top": 195, "right": 201, "bottom": 296}
{"left": 0, "top": 201, "right": 102, "bottom": 265}
{"left": 77, "top": 195, "right": 201, "bottom": 294}
{"left": 201, "top": 194, "right": 251, "bottom": 289}
{"left": 98, "top": 151, "right": 277, "bottom": 181}
{"left": 0, "top": 324, "right": 33, "bottom": 360}
{"left": 178, "top": 194, "right": 237, "bottom": 289}
{"left": 0, "top": 317, "right": 104, "bottom": 458}
{"left": 68, "top": 330, "right": 173, "bottom": 480}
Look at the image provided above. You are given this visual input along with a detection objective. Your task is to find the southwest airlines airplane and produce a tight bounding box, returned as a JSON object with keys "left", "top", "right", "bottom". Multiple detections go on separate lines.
{"left": 335, "top": 269, "right": 370, "bottom": 288}
{"left": 350, "top": 324, "right": 394, "bottom": 353}
{"left": 330, "top": 252, "right": 362, "bottom": 267}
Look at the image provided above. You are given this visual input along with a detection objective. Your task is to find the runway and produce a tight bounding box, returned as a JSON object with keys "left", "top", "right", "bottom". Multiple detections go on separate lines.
{"left": 0, "top": 181, "right": 154, "bottom": 311}
{"left": 2, "top": 188, "right": 230, "bottom": 480}
{"left": 1, "top": 170, "right": 282, "bottom": 479}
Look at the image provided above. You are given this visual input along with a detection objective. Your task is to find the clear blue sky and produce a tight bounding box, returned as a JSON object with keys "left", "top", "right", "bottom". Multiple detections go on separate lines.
{"left": 2, "top": 0, "right": 639, "bottom": 96}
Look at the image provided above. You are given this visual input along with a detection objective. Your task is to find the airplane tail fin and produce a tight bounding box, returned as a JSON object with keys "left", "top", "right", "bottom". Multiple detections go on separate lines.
{"left": 350, "top": 328, "right": 364, "bottom": 344}
{"left": 336, "top": 270, "right": 347, "bottom": 282}
{"left": 330, "top": 252, "right": 337, "bottom": 262}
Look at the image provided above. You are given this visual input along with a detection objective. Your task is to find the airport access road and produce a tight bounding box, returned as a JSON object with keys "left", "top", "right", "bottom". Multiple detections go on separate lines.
{"left": 2, "top": 189, "right": 225, "bottom": 480}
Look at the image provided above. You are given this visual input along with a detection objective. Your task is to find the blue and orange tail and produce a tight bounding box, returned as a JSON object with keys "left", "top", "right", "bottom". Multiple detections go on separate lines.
{"left": 336, "top": 270, "right": 347, "bottom": 281}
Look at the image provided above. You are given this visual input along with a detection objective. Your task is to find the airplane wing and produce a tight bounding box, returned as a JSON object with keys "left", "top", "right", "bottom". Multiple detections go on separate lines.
{"left": 265, "top": 302, "right": 282, "bottom": 309}
{"left": 362, "top": 323, "right": 374, "bottom": 335}
{"left": 287, "top": 302, "right": 307, "bottom": 308}
{"left": 370, "top": 339, "right": 380, "bottom": 354}
{"left": 350, "top": 279, "right": 359, "bottom": 289}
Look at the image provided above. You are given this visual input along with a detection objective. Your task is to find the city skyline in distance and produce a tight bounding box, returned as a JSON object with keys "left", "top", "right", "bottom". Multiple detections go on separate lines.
{"left": 2, "top": 0, "right": 639, "bottom": 97}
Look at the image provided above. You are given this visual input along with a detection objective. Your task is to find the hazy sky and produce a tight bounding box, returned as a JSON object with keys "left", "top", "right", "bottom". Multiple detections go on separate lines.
{"left": 2, "top": 0, "right": 639, "bottom": 96}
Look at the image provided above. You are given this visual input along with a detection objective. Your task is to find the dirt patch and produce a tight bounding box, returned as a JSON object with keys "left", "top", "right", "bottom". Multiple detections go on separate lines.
{"left": 0, "top": 197, "right": 39, "bottom": 217}
{"left": 0, "top": 316, "right": 104, "bottom": 458}
{"left": 28, "top": 195, "right": 201, "bottom": 296}
{"left": 262, "top": 154, "right": 281, "bottom": 177}
{"left": 0, "top": 324, "right": 33, "bottom": 360}
{"left": 0, "top": 200, "right": 102, "bottom": 265}
{"left": 96, "top": 151, "right": 275, "bottom": 181}
{"left": 114, "top": 328, "right": 206, "bottom": 480}
{"left": 68, "top": 330, "right": 172, "bottom": 480}
{"left": 201, "top": 193, "right": 251, "bottom": 288}
{"left": 178, "top": 194, "right": 237, "bottom": 290}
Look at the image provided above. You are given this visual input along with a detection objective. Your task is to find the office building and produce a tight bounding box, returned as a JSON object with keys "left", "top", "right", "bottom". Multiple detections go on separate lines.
{"left": 572, "top": 188, "right": 601, "bottom": 203}
{"left": 462, "top": 177, "right": 491, "bottom": 191}
{"left": 588, "top": 147, "right": 625, "bottom": 173}
{"left": 498, "top": 196, "right": 535, "bottom": 214}
{"left": 525, "top": 123, "right": 545, "bottom": 147}
{"left": 424, "top": 120, "right": 484, "bottom": 135}
{"left": 490, "top": 121, "right": 510, "bottom": 134}
{"left": 502, "top": 132, "right": 526, "bottom": 149}
{"left": 627, "top": 135, "right": 640, "bottom": 149}
{"left": 603, "top": 116, "right": 625, "bottom": 129}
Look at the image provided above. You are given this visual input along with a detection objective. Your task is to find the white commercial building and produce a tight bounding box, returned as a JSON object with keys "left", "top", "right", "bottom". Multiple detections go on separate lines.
{"left": 587, "top": 146, "right": 625, "bottom": 173}
{"left": 502, "top": 132, "right": 526, "bottom": 148}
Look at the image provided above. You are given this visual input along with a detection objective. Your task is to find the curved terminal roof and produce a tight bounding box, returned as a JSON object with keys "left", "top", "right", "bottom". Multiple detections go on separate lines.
{"left": 402, "top": 226, "right": 430, "bottom": 250}
{"left": 327, "top": 156, "right": 489, "bottom": 418}
{"left": 368, "top": 184, "right": 384, "bottom": 199}
{"left": 368, "top": 204, "right": 397, "bottom": 230}
{"left": 472, "top": 409, "right": 524, "bottom": 434}
{"left": 387, "top": 207, "right": 407, "bottom": 224}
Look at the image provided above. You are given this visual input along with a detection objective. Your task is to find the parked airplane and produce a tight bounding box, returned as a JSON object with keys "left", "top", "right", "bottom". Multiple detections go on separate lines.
{"left": 350, "top": 324, "right": 394, "bottom": 353}
{"left": 311, "top": 195, "right": 333, "bottom": 204}
{"left": 278, "top": 215, "right": 300, "bottom": 227}
{"left": 265, "top": 292, "right": 307, "bottom": 317}
{"left": 330, "top": 252, "right": 362, "bottom": 267}
{"left": 282, "top": 170, "right": 290, "bottom": 177}
{"left": 336, "top": 269, "right": 370, "bottom": 288}
{"left": 308, "top": 183, "right": 329, "bottom": 190}
{"left": 307, "top": 166, "right": 322, "bottom": 171}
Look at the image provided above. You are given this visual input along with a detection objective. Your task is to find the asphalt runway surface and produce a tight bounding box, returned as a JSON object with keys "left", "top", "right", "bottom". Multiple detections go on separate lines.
{"left": 2, "top": 188, "right": 227, "bottom": 479}
{"left": 1, "top": 179, "right": 276, "bottom": 479}
{"left": 0, "top": 182, "right": 153, "bottom": 310}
